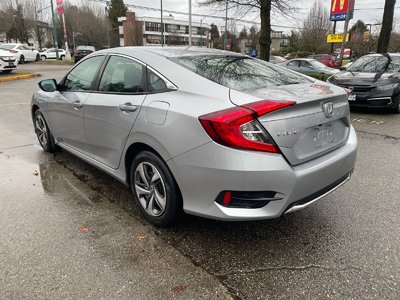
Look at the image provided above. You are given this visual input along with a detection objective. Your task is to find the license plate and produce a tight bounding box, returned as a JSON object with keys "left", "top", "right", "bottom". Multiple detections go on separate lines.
{"left": 313, "top": 123, "right": 335, "bottom": 149}
{"left": 9, "top": 62, "right": 15, "bottom": 67}
{"left": 348, "top": 94, "right": 356, "bottom": 101}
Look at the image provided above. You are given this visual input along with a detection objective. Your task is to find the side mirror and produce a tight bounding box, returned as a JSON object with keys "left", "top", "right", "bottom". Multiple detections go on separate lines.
{"left": 38, "top": 79, "right": 58, "bottom": 92}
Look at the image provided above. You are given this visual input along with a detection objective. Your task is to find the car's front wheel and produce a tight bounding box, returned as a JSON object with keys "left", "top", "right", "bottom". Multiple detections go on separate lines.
{"left": 35, "top": 54, "right": 40, "bottom": 61}
{"left": 41, "top": 55, "right": 47, "bottom": 61}
{"left": 34, "top": 110, "right": 56, "bottom": 152}
{"left": 19, "top": 55, "right": 25, "bottom": 64}
{"left": 130, "top": 151, "right": 182, "bottom": 227}
{"left": 60, "top": 55, "right": 65, "bottom": 60}
{"left": 392, "top": 95, "right": 400, "bottom": 114}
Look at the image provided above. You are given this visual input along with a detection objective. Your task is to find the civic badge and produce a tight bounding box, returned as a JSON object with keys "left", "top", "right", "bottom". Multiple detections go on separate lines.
{"left": 322, "top": 102, "right": 334, "bottom": 118}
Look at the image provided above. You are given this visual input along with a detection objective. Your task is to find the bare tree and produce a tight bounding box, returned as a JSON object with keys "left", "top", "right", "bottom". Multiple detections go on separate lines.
{"left": 299, "top": 0, "right": 331, "bottom": 53}
{"left": 22, "top": 0, "right": 50, "bottom": 49}
{"left": 0, "top": 0, "right": 15, "bottom": 36}
{"left": 199, "top": 0, "right": 296, "bottom": 61}
{"left": 377, "top": 0, "right": 397, "bottom": 53}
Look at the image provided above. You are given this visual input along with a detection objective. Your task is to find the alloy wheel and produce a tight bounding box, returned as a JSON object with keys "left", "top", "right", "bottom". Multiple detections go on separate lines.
{"left": 134, "top": 162, "right": 167, "bottom": 217}
{"left": 35, "top": 114, "right": 48, "bottom": 147}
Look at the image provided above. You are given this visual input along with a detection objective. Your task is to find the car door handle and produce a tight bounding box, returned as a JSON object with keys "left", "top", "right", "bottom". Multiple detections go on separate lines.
{"left": 72, "top": 100, "right": 84, "bottom": 109}
{"left": 119, "top": 102, "right": 138, "bottom": 112}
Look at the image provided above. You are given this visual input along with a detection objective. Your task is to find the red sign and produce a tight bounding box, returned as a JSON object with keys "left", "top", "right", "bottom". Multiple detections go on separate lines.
{"left": 330, "top": 0, "right": 354, "bottom": 21}
{"left": 57, "top": 5, "right": 64, "bottom": 15}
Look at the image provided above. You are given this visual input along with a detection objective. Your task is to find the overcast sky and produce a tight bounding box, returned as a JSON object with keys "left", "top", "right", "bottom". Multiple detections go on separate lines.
{"left": 89, "top": 0, "right": 398, "bottom": 34}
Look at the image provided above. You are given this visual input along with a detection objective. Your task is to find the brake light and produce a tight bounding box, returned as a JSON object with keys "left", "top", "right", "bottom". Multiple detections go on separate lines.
{"left": 199, "top": 100, "right": 295, "bottom": 153}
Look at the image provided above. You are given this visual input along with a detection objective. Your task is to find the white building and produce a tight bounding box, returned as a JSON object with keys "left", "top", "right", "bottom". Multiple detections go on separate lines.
{"left": 118, "top": 12, "right": 211, "bottom": 47}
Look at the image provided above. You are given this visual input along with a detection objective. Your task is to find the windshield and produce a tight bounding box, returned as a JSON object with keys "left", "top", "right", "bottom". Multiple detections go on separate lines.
{"left": 0, "top": 44, "right": 15, "bottom": 50}
{"left": 170, "top": 55, "right": 309, "bottom": 90}
{"left": 310, "top": 60, "right": 329, "bottom": 69}
{"left": 347, "top": 55, "right": 400, "bottom": 73}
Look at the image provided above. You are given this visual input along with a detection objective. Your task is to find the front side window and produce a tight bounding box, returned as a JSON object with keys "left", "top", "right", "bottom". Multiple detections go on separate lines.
{"left": 287, "top": 60, "right": 299, "bottom": 67}
{"left": 63, "top": 56, "right": 104, "bottom": 91}
{"left": 99, "top": 56, "right": 144, "bottom": 94}
{"left": 170, "top": 55, "right": 309, "bottom": 91}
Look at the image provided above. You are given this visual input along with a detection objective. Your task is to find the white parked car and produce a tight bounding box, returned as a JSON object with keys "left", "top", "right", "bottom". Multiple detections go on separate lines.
{"left": 0, "top": 49, "right": 17, "bottom": 73}
{"left": 0, "top": 43, "right": 40, "bottom": 64}
{"left": 40, "top": 48, "right": 66, "bottom": 60}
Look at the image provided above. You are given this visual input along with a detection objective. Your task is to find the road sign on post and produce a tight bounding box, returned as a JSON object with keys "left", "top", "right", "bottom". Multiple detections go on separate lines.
{"left": 330, "top": 0, "right": 354, "bottom": 21}
{"left": 327, "top": 33, "right": 349, "bottom": 43}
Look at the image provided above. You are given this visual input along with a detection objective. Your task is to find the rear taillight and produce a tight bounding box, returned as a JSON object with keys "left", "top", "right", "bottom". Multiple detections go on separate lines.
{"left": 199, "top": 100, "right": 295, "bottom": 153}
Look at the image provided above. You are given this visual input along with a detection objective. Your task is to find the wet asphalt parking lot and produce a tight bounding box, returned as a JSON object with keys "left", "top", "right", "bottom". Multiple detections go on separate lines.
{"left": 0, "top": 63, "right": 399, "bottom": 299}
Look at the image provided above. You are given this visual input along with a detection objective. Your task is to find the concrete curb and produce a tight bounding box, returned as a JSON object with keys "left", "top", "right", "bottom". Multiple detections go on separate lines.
{"left": 0, "top": 73, "right": 40, "bottom": 83}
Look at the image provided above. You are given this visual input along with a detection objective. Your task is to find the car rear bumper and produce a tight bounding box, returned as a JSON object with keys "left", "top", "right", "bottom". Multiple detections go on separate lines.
{"left": 167, "top": 126, "right": 358, "bottom": 221}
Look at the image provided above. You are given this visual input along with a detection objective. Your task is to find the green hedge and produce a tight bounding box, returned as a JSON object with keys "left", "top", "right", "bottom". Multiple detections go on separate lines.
{"left": 307, "top": 73, "right": 332, "bottom": 81}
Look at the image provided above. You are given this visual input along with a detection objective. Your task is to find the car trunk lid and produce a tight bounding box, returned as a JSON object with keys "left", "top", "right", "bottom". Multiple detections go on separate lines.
{"left": 230, "top": 83, "right": 351, "bottom": 165}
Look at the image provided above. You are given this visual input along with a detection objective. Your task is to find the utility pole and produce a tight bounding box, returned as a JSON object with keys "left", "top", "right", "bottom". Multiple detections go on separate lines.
{"left": 61, "top": 13, "right": 70, "bottom": 59}
{"left": 105, "top": 1, "right": 110, "bottom": 48}
{"left": 338, "top": 0, "right": 353, "bottom": 66}
{"left": 50, "top": 0, "right": 59, "bottom": 60}
{"left": 330, "top": 21, "right": 337, "bottom": 54}
{"left": 188, "top": 0, "right": 192, "bottom": 46}
{"left": 224, "top": 0, "right": 228, "bottom": 50}
{"left": 160, "top": 0, "right": 164, "bottom": 46}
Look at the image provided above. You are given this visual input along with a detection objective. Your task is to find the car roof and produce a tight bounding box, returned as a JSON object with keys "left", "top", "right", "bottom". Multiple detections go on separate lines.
{"left": 98, "top": 46, "right": 243, "bottom": 59}
{"left": 289, "top": 58, "right": 315, "bottom": 62}
{"left": 363, "top": 53, "right": 400, "bottom": 57}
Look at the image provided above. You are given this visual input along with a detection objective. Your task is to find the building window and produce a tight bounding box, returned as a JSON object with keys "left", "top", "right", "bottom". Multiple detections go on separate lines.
{"left": 145, "top": 22, "right": 160, "bottom": 32}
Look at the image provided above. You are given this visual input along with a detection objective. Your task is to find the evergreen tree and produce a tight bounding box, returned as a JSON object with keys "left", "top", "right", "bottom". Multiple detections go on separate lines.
{"left": 107, "top": 0, "right": 127, "bottom": 46}
{"left": 7, "top": 4, "right": 29, "bottom": 43}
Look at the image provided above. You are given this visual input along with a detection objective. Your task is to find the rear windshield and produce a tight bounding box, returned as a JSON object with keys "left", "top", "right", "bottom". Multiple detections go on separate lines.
{"left": 77, "top": 46, "right": 95, "bottom": 51}
{"left": 347, "top": 55, "right": 400, "bottom": 73}
{"left": 170, "top": 55, "right": 309, "bottom": 91}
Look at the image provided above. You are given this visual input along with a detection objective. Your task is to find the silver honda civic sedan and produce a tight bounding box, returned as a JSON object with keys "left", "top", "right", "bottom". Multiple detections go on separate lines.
{"left": 31, "top": 47, "right": 357, "bottom": 226}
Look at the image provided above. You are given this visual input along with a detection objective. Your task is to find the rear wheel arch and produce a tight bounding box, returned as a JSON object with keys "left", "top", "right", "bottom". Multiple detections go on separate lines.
{"left": 124, "top": 143, "right": 163, "bottom": 186}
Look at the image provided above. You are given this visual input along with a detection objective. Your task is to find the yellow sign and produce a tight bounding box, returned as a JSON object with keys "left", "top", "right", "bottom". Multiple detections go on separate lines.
{"left": 327, "top": 33, "right": 350, "bottom": 43}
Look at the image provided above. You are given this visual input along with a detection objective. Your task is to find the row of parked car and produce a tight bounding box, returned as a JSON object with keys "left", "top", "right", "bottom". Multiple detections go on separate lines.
{"left": 0, "top": 43, "right": 96, "bottom": 73}
{"left": 273, "top": 52, "right": 400, "bottom": 113}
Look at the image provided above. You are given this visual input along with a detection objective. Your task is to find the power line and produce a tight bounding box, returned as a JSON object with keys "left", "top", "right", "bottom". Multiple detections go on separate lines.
{"left": 88, "top": 0, "right": 303, "bottom": 30}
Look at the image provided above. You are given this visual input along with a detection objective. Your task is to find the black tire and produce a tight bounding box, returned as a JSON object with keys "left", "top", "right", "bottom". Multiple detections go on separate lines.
{"left": 34, "top": 109, "right": 56, "bottom": 153}
{"left": 392, "top": 95, "right": 400, "bottom": 114}
{"left": 35, "top": 54, "right": 40, "bottom": 61}
{"left": 60, "top": 55, "right": 65, "bottom": 60}
{"left": 41, "top": 55, "right": 47, "bottom": 61}
{"left": 19, "top": 55, "right": 25, "bottom": 64}
{"left": 130, "top": 151, "right": 182, "bottom": 227}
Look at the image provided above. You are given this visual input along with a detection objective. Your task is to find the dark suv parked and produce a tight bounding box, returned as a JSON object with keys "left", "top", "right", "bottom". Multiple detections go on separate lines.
{"left": 73, "top": 45, "right": 95, "bottom": 63}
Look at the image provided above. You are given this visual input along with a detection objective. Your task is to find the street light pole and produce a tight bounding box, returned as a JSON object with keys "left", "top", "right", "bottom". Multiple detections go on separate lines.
{"left": 160, "top": 0, "right": 164, "bottom": 46}
{"left": 188, "top": 0, "right": 192, "bottom": 46}
{"left": 224, "top": 0, "right": 228, "bottom": 50}
{"left": 50, "top": 0, "right": 59, "bottom": 59}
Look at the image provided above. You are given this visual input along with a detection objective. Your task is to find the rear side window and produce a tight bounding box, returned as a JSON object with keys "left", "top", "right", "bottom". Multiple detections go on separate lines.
{"left": 99, "top": 56, "right": 145, "bottom": 94}
{"left": 170, "top": 56, "right": 308, "bottom": 91}
{"left": 147, "top": 68, "right": 167, "bottom": 92}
